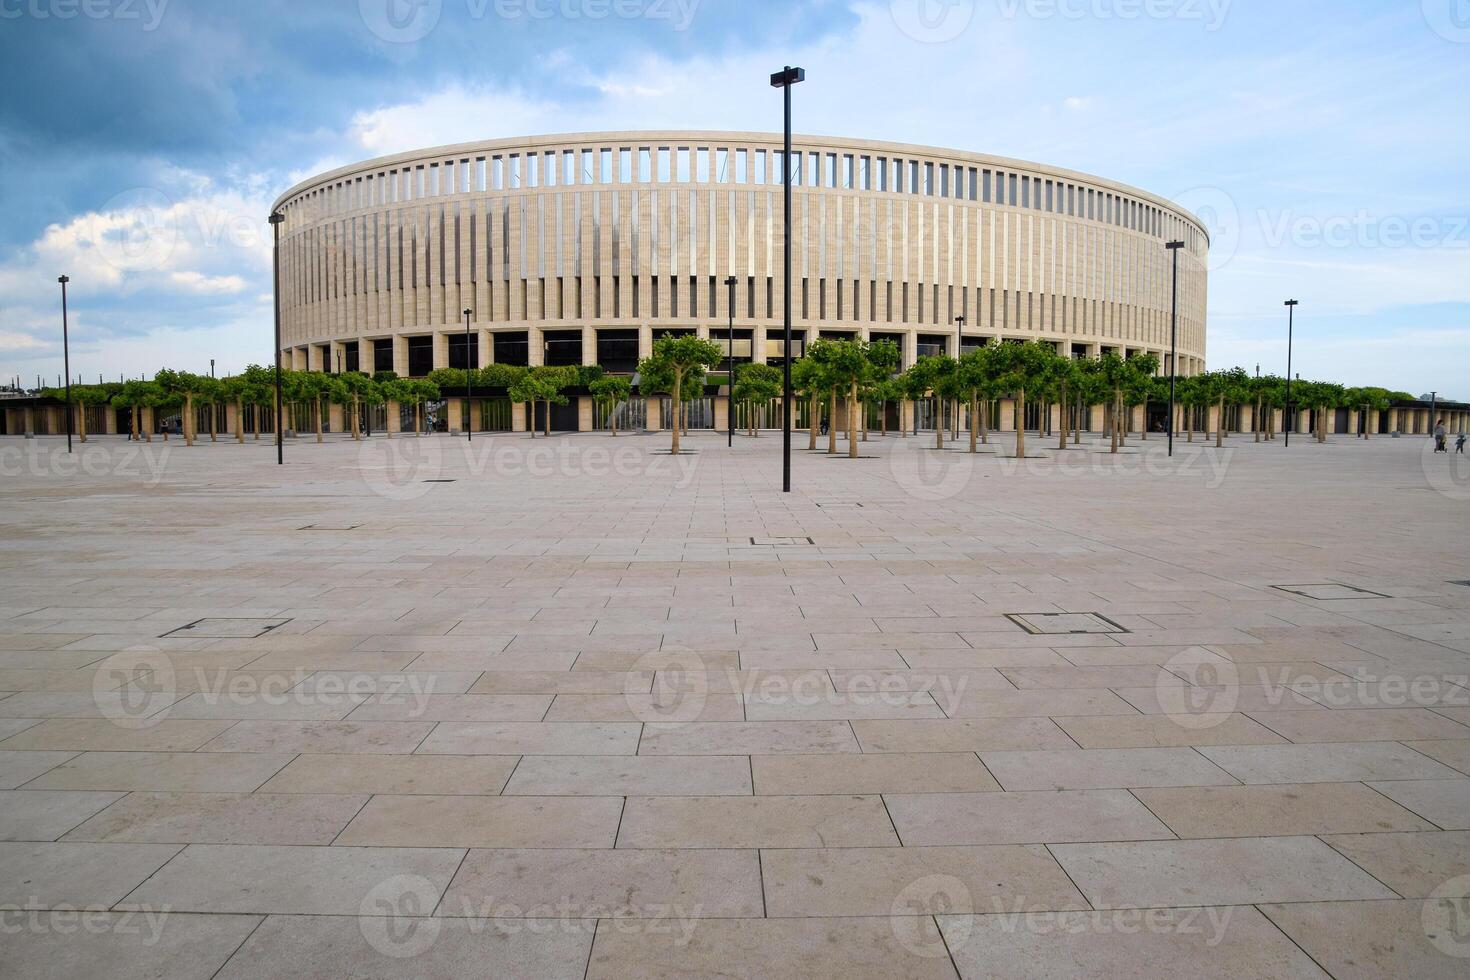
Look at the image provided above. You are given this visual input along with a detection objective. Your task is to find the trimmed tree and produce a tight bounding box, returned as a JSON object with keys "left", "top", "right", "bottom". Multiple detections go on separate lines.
{"left": 992, "top": 341, "right": 1061, "bottom": 458}
{"left": 589, "top": 375, "right": 633, "bottom": 436}
{"left": 731, "top": 363, "right": 781, "bottom": 437}
{"left": 638, "top": 334, "right": 723, "bottom": 454}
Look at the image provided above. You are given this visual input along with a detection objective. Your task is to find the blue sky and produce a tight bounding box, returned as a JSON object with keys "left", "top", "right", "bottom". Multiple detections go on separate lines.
{"left": 1, "top": 0, "right": 1466, "bottom": 395}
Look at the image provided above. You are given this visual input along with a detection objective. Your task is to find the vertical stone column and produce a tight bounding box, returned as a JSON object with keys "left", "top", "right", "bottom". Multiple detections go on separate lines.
{"left": 646, "top": 397, "right": 662, "bottom": 432}
{"left": 582, "top": 327, "right": 598, "bottom": 367}
{"left": 577, "top": 396, "right": 593, "bottom": 432}
{"left": 511, "top": 401, "right": 527, "bottom": 433}
{"left": 386, "top": 402, "right": 402, "bottom": 436}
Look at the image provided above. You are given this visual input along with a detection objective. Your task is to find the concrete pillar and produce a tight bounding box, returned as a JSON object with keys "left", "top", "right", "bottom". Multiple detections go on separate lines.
{"left": 713, "top": 393, "right": 728, "bottom": 435}
{"left": 511, "top": 401, "right": 527, "bottom": 433}
{"left": 578, "top": 396, "right": 594, "bottom": 431}
{"left": 1131, "top": 405, "right": 1145, "bottom": 434}
{"left": 751, "top": 326, "right": 768, "bottom": 364}
{"left": 104, "top": 409, "right": 118, "bottom": 435}
{"left": 386, "top": 402, "right": 402, "bottom": 436}
{"left": 646, "top": 397, "right": 663, "bottom": 432}
{"left": 582, "top": 327, "right": 597, "bottom": 367}
{"left": 1240, "top": 404, "right": 1254, "bottom": 435}
{"left": 527, "top": 326, "right": 544, "bottom": 367}
{"left": 900, "top": 399, "right": 914, "bottom": 435}
{"left": 902, "top": 331, "right": 918, "bottom": 369}
{"left": 638, "top": 325, "right": 654, "bottom": 361}
{"left": 999, "top": 398, "right": 1016, "bottom": 432}
{"left": 433, "top": 332, "right": 450, "bottom": 371}
{"left": 443, "top": 399, "right": 460, "bottom": 435}
{"left": 392, "top": 337, "right": 409, "bottom": 378}
{"left": 1089, "top": 404, "right": 1105, "bottom": 433}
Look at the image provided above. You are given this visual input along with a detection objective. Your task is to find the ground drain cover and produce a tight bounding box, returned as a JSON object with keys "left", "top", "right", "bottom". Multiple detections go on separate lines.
{"left": 1450, "top": 581, "right": 1470, "bottom": 589}
{"left": 750, "top": 536, "right": 816, "bottom": 546}
{"left": 1272, "top": 584, "right": 1389, "bottom": 600}
{"left": 162, "top": 618, "right": 291, "bottom": 639}
{"left": 816, "top": 502, "right": 864, "bottom": 508}
{"left": 423, "top": 479, "right": 456, "bottom": 483}
{"left": 299, "top": 523, "right": 361, "bottom": 531}
{"left": 1006, "top": 612, "right": 1127, "bottom": 635}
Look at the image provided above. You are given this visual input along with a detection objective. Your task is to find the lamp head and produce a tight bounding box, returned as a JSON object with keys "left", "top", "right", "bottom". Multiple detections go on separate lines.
{"left": 58, "top": 275, "right": 69, "bottom": 284}
{"left": 268, "top": 212, "right": 285, "bottom": 225}
{"left": 1165, "top": 240, "right": 1184, "bottom": 251}
{"left": 725, "top": 276, "right": 738, "bottom": 286}
{"left": 1284, "top": 299, "right": 1299, "bottom": 307}
{"left": 463, "top": 308, "right": 472, "bottom": 317}
{"left": 770, "top": 66, "right": 805, "bottom": 88}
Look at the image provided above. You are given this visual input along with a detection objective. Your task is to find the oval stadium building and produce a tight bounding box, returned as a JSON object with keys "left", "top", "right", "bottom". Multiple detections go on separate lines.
{"left": 271, "top": 131, "right": 1208, "bottom": 431}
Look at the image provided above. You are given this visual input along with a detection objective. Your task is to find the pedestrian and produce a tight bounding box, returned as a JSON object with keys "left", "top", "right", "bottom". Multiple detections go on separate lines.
{"left": 1457, "top": 432, "right": 1466, "bottom": 455}
{"left": 1433, "top": 418, "right": 1447, "bottom": 453}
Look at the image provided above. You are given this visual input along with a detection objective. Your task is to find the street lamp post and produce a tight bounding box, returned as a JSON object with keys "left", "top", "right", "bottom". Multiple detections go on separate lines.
{"left": 463, "top": 308, "right": 474, "bottom": 441}
{"left": 269, "top": 211, "right": 285, "bottom": 465}
{"left": 771, "top": 64, "right": 805, "bottom": 493}
{"left": 725, "top": 276, "right": 737, "bottom": 447}
{"left": 1165, "top": 240, "right": 1184, "bottom": 457}
{"left": 1284, "top": 300, "right": 1299, "bottom": 448}
{"left": 58, "top": 275, "right": 72, "bottom": 454}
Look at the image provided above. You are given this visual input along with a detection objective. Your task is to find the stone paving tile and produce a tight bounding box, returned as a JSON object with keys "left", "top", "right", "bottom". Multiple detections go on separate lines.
{"left": 419, "top": 720, "right": 640, "bottom": 755}
{"left": 1051, "top": 836, "right": 1399, "bottom": 908}
{"left": 345, "top": 693, "right": 552, "bottom": 722}
{"left": 1366, "top": 779, "right": 1470, "bottom": 829}
{"left": 1261, "top": 900, "right": 1469, "bottom": 980}
{"left": 120, "top": 843, "right": 465, "bottom": 914}
{"left": 257, "top": 753, "right": 518, "bottom": 795}
{"left": 62, "top": 791, "right": 368, "bottom": 844}
{"left": 616, "top": 795, "right": 898, "bottom": 848}
{"left": 199, "top": 719, "right": 436, "bottom": 754}
{"left": 761, "top": 844, "right": 1087, "bottom": 917}
{"left": 216, "top": 915, "right": 593, "bottom": 980}
{"left": 337, "top": 794, "right": 624, "bottom": 848}
{"left": 1133, "top": 782, "right": 1437, "bottom": 837}
{"left": 469, "top": 669, "right": 653, "bottom": 694}
{"left": 940, "top": 905, "right": 1329, "bottom": 979}
{"left": 0, "top": 789, "right": 124, "bottom": 841}
{"left": 27, "top": 751, "right": 292, "bottom": 792}
{"left": 0, "top": 840, "right": 183, "bottom": 908}
{"left": 0, "top": 718, "right": 234, "bottom": 752}
{"left": 503, "top": 754, "right": 752, "bottom": 796}
{"left": 0, "top": 749, "right": 74, "bottom": 788}
{"left": 1322, "top": 830, "right": 1470, "bottom": 897}
{"left": 0, "top": 912, "right": 262, "bottom": 980}
{"left": 852, "top": 717, "right": 1074, "bottom": 752}
{"left": 1198, "top": 742, "right": 1465, "bottom": 783}
{"left": 939, "top": 688, "right": 1139, "bottom": 718}
{"left": 1052, "top": 713, "right": 1290, "bottom": 748}
{"left": 545, "top": 692, "right": 745, "bottom": 723}
{"left": 439, "top": 847, "right": 763, "bottom": 918}
{"left": 885, "top": 789, "right": 1172, "bottom": 846}
{"left": 1403, "top": 738, "right": 1470, "bottom": 775}
{"left": 638, "top": 720, "right": 860, "bottom": 755}
{"left": 585, "top": 915, "right": 960, "bottom": 979}
{"left": 1246, "top": 708, "right": 1470, "bottom": 742}
{"left": 752, "top": 751, "right": 999, "bottom": 795}
{"left": 979, "top": 747, "right": 1238, "bottom": 790}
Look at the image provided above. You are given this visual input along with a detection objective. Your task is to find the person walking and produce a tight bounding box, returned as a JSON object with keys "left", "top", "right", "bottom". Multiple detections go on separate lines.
{"left": 1457, "top": 431, "right": 1466, "bottom": 455}
{"left": 1433, "top": 419, "right": 1448, "bottom": 453}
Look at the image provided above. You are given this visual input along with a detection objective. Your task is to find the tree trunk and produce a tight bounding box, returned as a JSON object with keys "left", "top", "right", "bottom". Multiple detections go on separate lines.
{"left": 1074, "top": 397, "right": 1082, "bottom": 445}
{"left": 981, "top": 400, "right": 990, "bottom": 445}
{"left": 544, "top": 400, "right": 551, "bottom": 438}
{"left": 183, "top": 394, "right": 194, "bottom": 446}
{"left": 670, "top": 373, "right": 682, "bottom": 454}
{"left": 880, "top": 402, "right": 888, "bottom": 438}
{"left": 1216, "top": 398, "right": 1225, "bottom": 448}
{"left": 934, "top": 396, "right": 944, "bottom": 450}
{"left": 1016, "top": 388, "right": 1026, "bottom": 458}
{"left": 133, "top": 404, "right": 142, "bottom": 442}
{"left": 1058, "top": 383, "right": 1069, "bottom": 450}
{"left": 808, "top": 395, "right": 819, "bottom": 450}
{"left": 145, "top": 407, "right": 153, "bottom": 442}
{"left": 848, "top": 380, "right": 859, "bottom": 459}
{"left": 827, "top": 390, "right": 837, "bottom": 455}
{"left": 1110, "top": 390, "right": 1120, "bottom": 454}
{"left": 234, "top": 399, "right": 244, "bottom": 443}
{"left": 969, "top": 394, "right": 979, "bottom": 453}
{"left": 77, "top": 404, "right": 87, "bottom": 444}
{"left": 1255, "top": 398, "right": 1262, "bottom": 443}
{"left": 315, "top": 399, "right": 324, "bottom": 444}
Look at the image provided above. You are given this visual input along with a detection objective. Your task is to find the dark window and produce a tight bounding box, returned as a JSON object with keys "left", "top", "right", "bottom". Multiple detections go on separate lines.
{"left": 373, "top": 339, "right": 394, "bottom": 373}
{"left": 494, "top": 332, "right": 529, "bottom": 367}
{"left": 596, "top": 330, "right": 640, "bottom": 373}
{"left": 343, "top": 341, "right": 360, "bottom": 374}
{"left": 542, "top": 329, "right": 582, "bottom": 367}
{"left": 448, "top": 334, "right": 480, "bottom": 370}
{"left": 407, "top": 336, "right": 433, "bottom": 377}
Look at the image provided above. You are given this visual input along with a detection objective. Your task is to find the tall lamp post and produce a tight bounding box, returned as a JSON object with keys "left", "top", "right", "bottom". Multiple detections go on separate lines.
{"left": 771, "top": 64, "right": 805, "bottom": 493}
{"left": 725, "top": 276, "right": 738, "bottom": 447}
{"left": 463, "top": 308, "right": 474, "bottom": 441}
{"left": 1165, "top": 240, "right": 1184, "bottom": 457}
{"left": 1284, "top": 300, "right": 1298, "bottom": 448}
{"left": 269, "top": 211, "right": 285, "bottom": 465}
{"left": 58, "top": 275, "right": 72, "bottom": 454}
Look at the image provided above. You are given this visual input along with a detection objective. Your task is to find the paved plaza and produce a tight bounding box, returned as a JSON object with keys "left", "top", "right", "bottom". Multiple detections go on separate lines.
{"left": 1, "top": 429, "right": 1469, "bottom": 978}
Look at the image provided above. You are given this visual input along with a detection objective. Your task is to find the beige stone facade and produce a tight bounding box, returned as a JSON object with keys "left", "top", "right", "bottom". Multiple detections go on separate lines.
{"left": 271, "top": 131, "right": 1210, "bottom": 378}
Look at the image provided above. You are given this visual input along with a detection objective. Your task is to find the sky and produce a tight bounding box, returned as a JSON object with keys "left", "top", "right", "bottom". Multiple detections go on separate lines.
{"left": 1, "top": 0, "right": 1466, "bottom": 396}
